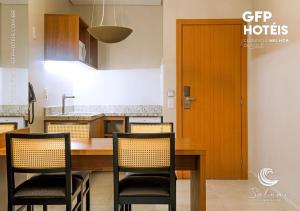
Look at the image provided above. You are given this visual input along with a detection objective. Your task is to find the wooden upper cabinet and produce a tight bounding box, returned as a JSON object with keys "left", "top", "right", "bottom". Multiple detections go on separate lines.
{"left": 44, "top": 14, "right": 98, "bottom": 69}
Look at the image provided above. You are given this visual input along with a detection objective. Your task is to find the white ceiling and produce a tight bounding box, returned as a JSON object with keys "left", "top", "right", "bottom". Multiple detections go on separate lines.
{"left": 0, "top": 0, "right": 27, "bottom": 4}
{"left": 69, "top": 0, "right": 162, "bottom": 6}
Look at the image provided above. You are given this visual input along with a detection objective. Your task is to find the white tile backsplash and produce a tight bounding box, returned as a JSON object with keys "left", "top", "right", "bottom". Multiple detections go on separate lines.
{"left": 72, "top": 68, "right": 162, "bottom": 105}
{"left": 0, "top": 67, "right": 28, "bottom": 105}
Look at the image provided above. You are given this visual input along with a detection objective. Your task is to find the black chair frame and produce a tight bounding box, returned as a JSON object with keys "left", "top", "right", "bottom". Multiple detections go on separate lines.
{"left": 113, "top": 133, "right": 176, "bottom": 211}
{"left": 6, "top": 133, "right": 83, "bottom": 211}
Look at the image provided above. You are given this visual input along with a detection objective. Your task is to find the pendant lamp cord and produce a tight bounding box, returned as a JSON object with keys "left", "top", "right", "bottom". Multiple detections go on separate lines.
{"left": 100, "top": 0, "right": 105, "bottom": 25}
{"left": 90, "top": 0, "right": 95, "bottom": 27}
{"left": 91, "top": 0, "right": 118, "bottom": 27}
{"left": 113, "top": 0, "right": 117, "bottom": 26}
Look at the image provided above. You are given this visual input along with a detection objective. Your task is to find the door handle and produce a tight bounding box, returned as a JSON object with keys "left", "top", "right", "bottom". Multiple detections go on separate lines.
{"left": 184, "top": 97, "right": 196, "bottom": 101}
{"left": 183, "top": 86, "right": 196, "bottom": 109}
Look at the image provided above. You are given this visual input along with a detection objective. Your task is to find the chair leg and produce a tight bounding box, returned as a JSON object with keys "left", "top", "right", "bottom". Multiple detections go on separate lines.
{"left": 114, "top": 197, "right": 119, "bottom": 211}
{"left": 7, "top": 201, "right": 13, "bottom": 211}
{"left": 27, "top": 205, "right": 34, "bottom": 211}
{"left": 42, "top": 205, "right": 47, "bottom": 211}
{"left": 66, "top": 202, "right": 72, "bottom": 211}
{"left": 119, "top": 204, "right": 124, "bottom": 211}
{"left": 86, "top": 190, "right": 90, "bottom": 211}
{"left": 127, "top": 204, "right": 132, "bottom": 211}
{"left": 77, "top": 192, "right": 83, "bottom": 211}
{"left": 86, "top": 181, "right": 90, "bottom": 211}
{"left": 170, "top": 201, "right": 176, "bottom": 211}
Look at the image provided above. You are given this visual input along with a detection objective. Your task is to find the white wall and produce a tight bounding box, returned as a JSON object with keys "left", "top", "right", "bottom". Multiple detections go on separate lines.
{"left": 249, "top": 0, "right": 300, "bottom": 208}
{"left": 0, "top": 4, "right": 28, "bottom": 106}
{"left": 28, "top": 0, "right": 73, "bottom": 132}
{"left": 72, "top": 5, "right": 163, "bottom": 70}
{"left": 0, "top": 68, "right": 2, "bottom": 103}
{"left": 72, "top": 68, "right": 162, "bottom": 105}
{"left": 0, "top": 4, "right": 28, "bottom": 68}
{"left": 0, "top": 3, "right": 2, "bottom": 62}
{"left": 43, "top": 61, "right": 162, "bottom": 105}
{"left": 0, "top": 67, "right": 28, "bottom": 105}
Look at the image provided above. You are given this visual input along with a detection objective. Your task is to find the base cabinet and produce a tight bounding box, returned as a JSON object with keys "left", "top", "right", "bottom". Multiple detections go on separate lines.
{"left": 44, "top": 116, "right": 163, "bottom": 138}
{"left": 44, "top": 117, "right": 104, "bottom": 138}
{"left": 103, "top": 116, "right": 126, "bottom": 137}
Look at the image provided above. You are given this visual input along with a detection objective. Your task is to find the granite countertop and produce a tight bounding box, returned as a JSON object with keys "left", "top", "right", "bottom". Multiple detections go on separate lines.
{"left": 44, "top": 105, "right": 163, "bottom": 121}
{"left": 0, "top": 105, "right": 28, "bottom": 117}
{"left": 44, "top": 113, "right": 105, "bottom": 121}
{"left": 101, "top": 113, "right": 162, "bottom": 117}
{"left": 44, "top": 112, "right": 162, "bottom": 121}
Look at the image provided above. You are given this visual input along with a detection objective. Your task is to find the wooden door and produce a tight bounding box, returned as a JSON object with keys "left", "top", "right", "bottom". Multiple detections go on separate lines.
{"left": 177, "top": 19, "right": 247, "bottom": 179}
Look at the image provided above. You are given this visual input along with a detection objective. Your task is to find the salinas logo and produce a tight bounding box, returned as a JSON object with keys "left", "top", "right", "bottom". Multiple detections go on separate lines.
{"left": 257, "top": 168, "right": 279, "bottom": 187}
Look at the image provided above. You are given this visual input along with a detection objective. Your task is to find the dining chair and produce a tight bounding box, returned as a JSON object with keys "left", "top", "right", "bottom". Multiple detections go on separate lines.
{"left": 129, "top": 122, "right": 175, "bottom": 178}
{"left": 47, "top": 123, "right": 90, "bottom": 139}
{"left": 130, "top": 122, "right": 173, "bottom": 133}
{"left": 0, "top": 122, "right": 17, "bottom": 133}
{"left": 5, "top": 132, "right": 89, "bottom": 211}
{"left": 46, "top": 124, "right": 91, "bottom": 210}
{"left": 113, "top": 133, "right": 176, "bottom": 211}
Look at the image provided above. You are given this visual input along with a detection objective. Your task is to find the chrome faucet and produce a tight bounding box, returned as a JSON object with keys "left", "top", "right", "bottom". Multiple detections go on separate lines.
{"left": 62, "top": 94, "right": 75, "bottom": 114}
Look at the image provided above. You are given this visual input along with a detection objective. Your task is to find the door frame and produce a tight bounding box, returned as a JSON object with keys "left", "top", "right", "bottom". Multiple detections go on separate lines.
{"left": 176, "top": 19, "right": 248, "bottom": 179}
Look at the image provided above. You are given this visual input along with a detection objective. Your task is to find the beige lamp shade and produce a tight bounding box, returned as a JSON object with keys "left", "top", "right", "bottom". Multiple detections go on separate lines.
{"left": 87, "top": 25, "right": 133, "bottom": 43}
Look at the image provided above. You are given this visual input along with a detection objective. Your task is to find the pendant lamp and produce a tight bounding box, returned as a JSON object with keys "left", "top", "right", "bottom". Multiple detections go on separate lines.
{"left": 87, "top": 0, "right": 133, "bottom": 43}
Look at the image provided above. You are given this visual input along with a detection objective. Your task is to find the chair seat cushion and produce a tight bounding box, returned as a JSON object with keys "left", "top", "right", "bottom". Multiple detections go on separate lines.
{"left": 119, "top": 175, "right": 170, "bottom": 197}
{"left": 72, "top": 171, "right": 90, "bottom": 179}
{"left": 42, "top": 171, "right": 90, "bottom": 180}
{"left": 128, "top": 172, "right": 177, "bottom": 180}
{"left": 14, "top": 174, "right": 82, "bottom": 199}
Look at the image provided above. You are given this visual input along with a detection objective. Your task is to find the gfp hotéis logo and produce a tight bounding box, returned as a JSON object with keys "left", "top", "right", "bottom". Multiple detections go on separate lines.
{"left": 242, "top": 11, "right": 289, "bottom": 48}
{"left": 242, "top": 11, "right": 288, "bottom": 36}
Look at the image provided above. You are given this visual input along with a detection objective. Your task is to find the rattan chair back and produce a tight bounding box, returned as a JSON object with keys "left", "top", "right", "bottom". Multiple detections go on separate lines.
{"left": 10, "top": 137, "right": 66, "bottom": 169}
{"left": 6, "top": 133, "right": 70, "bottom": 172}
{"left": 130, "top": 123, "right": 173, "bottom": 134}
{"left": 118, "top": 137, "right": 171, "bottom": 168}
{"left": 47, "top": 123, "right": 90, "bottom": 139}
{"left": 113, "top": 133, "right": 175, "bottom": 171}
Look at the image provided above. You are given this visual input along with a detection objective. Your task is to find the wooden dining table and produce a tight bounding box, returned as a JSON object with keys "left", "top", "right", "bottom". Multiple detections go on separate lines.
{"left": 0, "top": 137, "right": 206, "bottom": 211}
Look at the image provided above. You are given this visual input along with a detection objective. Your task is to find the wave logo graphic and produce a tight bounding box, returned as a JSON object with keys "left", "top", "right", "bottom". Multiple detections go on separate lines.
{"left": 257, "top": 168, "right": 279, "bottom": 187}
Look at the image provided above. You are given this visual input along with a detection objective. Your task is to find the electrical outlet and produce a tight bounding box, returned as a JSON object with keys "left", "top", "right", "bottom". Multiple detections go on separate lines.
{"left": 44, "top": 88, "right": 48, "bottom": 101}
{"left": 167, "top": 90, "right": 175, "bottom": 97}
{"left": 32, "top": 26, "right": 37, "bottom": 40}
{"left": 167, "top": 98, "right": 175, "bottom": 109}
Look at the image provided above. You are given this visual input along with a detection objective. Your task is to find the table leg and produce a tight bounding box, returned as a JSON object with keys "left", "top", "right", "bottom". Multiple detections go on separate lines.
{"left": 190, "top": 154, "right": 206, "bottom": 211}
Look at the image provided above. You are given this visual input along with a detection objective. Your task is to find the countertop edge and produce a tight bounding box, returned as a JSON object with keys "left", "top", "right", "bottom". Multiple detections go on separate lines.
{"left": 44, "top": 113, "right": 162, "bottom": 121}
